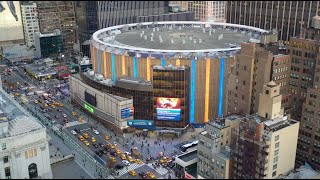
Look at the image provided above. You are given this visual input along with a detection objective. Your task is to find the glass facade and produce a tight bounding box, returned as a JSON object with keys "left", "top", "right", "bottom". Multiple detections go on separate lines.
{"left": 153, "top": 68, "right": 190, "bottom": 128}
{"left": 40, "top": 35, "right": 64, "bottom": 58}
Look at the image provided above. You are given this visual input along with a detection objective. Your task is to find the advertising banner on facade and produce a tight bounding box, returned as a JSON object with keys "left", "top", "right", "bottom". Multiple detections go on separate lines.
{"left": 127, "top": 120, "right": 155, "bottom": 130}
{"left": 156, "top": 97, "right": 181, "bottom": 121}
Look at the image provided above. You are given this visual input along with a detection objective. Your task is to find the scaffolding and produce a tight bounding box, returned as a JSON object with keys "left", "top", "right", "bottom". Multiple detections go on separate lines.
{"left": 230, "top": 117, "right": 270, "bottom": 179}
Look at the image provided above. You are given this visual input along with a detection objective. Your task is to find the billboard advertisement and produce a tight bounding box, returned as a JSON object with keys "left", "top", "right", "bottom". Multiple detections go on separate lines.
{"left": 85, "top": 91, "right": 96, "bottom": 106}
{"left": 127, "top": 120, "right": 155, "bottom": 130}
{"left": 0, "top": 1, "right": 24, "bottom": 44}
{"left": 121, "top": 106, "right": 134, "bottom": 118}
{"left": 156, "top": 97, "right": 181, "bottom": 121}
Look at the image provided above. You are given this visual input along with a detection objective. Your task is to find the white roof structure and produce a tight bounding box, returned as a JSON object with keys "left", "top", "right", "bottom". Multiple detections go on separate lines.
{"left": 8, "top": 116, "right": 42, "bottom": 136}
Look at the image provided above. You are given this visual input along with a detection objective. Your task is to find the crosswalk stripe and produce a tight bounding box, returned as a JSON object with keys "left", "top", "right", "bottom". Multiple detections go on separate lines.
{"left": 106, "top": 175, "right": 115, "bottom": 179}
{"left": 64, "top": 120, "right": 87, "bottom": 128}
{"left": 116, "top": 163, "right": 145, "bottom": 176}
{"left": 146, "top": 164, "right": 168, "bottom": 175}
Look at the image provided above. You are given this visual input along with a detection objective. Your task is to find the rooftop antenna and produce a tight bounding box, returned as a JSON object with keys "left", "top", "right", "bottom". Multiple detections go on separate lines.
{"left": 202, "top": 28, "right": 205, "bottom": 33}
{"left": 141, "top": 30, "right": 145, "bottom": 34}
{"left": 199, "top": 39, "right": 202, "bottom": 43}
{"left": 150, "top": 36, "right": 154, "bottom": 41}
{"left": 144, "top": 35, "right": 147, "bottom": 40}
{"left": 179, "top": 26, "right": 182, "bottom": 30}
{"left": 169, "top": 26, "right": 172, "bottom": 31}
{"left": 157, "top": 27, "right": 160, "bottom": 31}
{"left": 193, "top": 39, "right": 197, "bottom": 44}
{"left": 140, "top": 33, "right": 143, "bottom": 37}
{"left": 171, "top": 39, "right": 174, "bottom": 44}
{"left": 209, "top": 29, "right": 212, "bottom": 36}
{"left": 189, "top": 36, "right": 193, "bottom": 40}
{"left": 182, "top": 39, "right": 186, "bottom": 44}
{"left": 153, "top": 28, "right": 155, "bottom": 32}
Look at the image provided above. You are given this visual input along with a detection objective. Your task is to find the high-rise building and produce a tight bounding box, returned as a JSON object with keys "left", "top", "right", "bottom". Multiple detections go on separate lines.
{"left": 225, "top": 33, "right": 291, "bottom": 116}
{"left": 21, "top": 2, "right": 40, "bottom": 47}
{"left": 294, "top": 16, "right": 320, "bottom": 171}
{"left": 286, "top": 16, "right": 320, "bottom": 121}
{"left": 37, "top": 1, "right": 76, "bottom": 56}
{"left": 171, "top": 1, "right": 226, "bottom": 22}
{"left": 226, "top": 1, "right": 320, "bottom": 44}
{"left": 230, "top": 81, "right": 299, "bottom": 179}
{"left": 0, "top": 89, "right": 52, "bottom": 179}
{"left": 198, "top": 81, "right": 300, "bottom": 179}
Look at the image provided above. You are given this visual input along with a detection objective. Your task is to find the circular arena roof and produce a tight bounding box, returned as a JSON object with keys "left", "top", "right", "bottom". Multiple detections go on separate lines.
{"left": 92, "top": 21, "right": 268, "bottom": 58}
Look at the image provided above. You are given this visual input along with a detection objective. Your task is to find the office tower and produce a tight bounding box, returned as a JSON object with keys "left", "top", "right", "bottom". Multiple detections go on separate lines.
{"left": 171, "top": 1, "right": 226, "bottom": 22}
{"left": 294, "top": 16, "right": 320, "bottom": 171}
{"left": 230, "top": 82, "right": 299, "bottom": 179}
{"left": 286, "top": 16, "right": 320, "bottom": 121}
{"left": 37, "top": 1, "right": 76, "bottom": 56}
{"left": 225, "top": 33, "right": 291, "bottom": 116}
{"left": 21, "top": 2, "right": 40, "bottom": 47}
{"left": 0, "top": 89, "right": 52, "bottom": 179}
{"left": 226, "top": 1, "right": 320, "bottom": 44}
{"left": 74, "top": 1, "right": 98, "bottom": 48}
{"left": 198, "top": 81, "right": 299, "bottom": 179}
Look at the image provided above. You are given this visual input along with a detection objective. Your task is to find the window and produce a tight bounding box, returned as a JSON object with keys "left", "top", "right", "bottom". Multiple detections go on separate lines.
{"left": 274, "top": 156, "right": 278, "bottom": 163}
{"left": 272, "top": 171, "right": 277, "bottom": 177}
{"left": 274, "top": 149, "right": 279, "bottom": 155}
{"left": 243, "top": 81, "right": 246, "bottom": 85}
{"left": 25, "top": 149, "right": 37, "bottom": 159}
{"left": 275, "top": 142, "right": 280, "bottom": 148}
{"left": 275, "top": 135, "right": 279, "bottom": 141}
{"left": 5, "top": 167, "right": 11, "bottom": 179}
{"left": 2, "top": 143, "right": 6, "bottom": 150}
{"left": 3, "top": 156, "right": 8, "bottom": 163}
{"left": 244, "top": 66, "right": 247, "bottom": 70}
{"left": 273, "top": 164, "right": 277, "bottom": 170}
{"left": 266, "top": 90, "right": 269, "bottom": 94}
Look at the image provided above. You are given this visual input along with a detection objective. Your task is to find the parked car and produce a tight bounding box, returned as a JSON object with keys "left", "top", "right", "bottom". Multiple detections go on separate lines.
{"left": 93, "top": 143, "right": 99, "bottom": 148}
{"left": 70, "top": 130, "right": 77, "bottom": 135}
{"left": 122, "top": 160, "right": 130, "bottom": 166}
{"left": 115, "top": 164, "right": 124, "bottom": 170}
{"left": 139, "top": 172, "right": 147, "bottom": 179}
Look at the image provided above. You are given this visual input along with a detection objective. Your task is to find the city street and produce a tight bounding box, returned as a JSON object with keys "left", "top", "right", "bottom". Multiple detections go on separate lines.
{"left": 0, "top": 63, "right": 202, "bottom": 179}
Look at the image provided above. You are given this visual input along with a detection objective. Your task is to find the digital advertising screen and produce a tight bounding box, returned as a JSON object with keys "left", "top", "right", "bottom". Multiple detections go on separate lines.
{"left": 156, "top": 97, "right": 181, "bottom": 121}
{"left": 85, "top": 91, "right": 97, "bottom": 106}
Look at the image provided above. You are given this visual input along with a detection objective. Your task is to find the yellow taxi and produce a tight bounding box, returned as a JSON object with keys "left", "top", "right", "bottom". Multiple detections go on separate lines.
{"left": 83, "top": 133, "right": 89, "bottom": 139}
{"left": 92, "top": 137, "right": 96, "bottom": 143}
{"left": 146, "top": 172, "right": 156, "bottom": 179}
{"left": 83, "top": 140, "right": 90, "bottom": 146}
{"left": 108, "top": 143, "right": 115, "bottom": 149}
{"left": 50, "top": 104, "right": 56, "bottom": 109}
{"left": 52, "top": 101, "right": 59, "bottom": 105}
{"left": 127, "top": 156, "right": 134, "bottom": 163}
{"left": 78, "top": 135, "right": 84, "bottom": 141}
{"left": 160, "top": 157, "right": 170, "bottom": 163}
{"left": 34, "top": 100, "right": 39, "bottom": 104}
{"left": 121, "top": 154, "right": 126, "bottom": 160}
{"left": 135, "top": 159, "right": 143, "bottom": 164}
{"left": 78, "top": 116, "right": 84, "bottom": 122}
{"left": 115, "top": 149, "right": 121, "bottom": 155}
{"left": 104, "top": 135, "right": 110, "bottom": 140}
{"left": 13, "top": 93, "right": 20, "bottom": 97}
{"left": 44, "top": 103, "right": 49, "bottom": 108}
{"left": 109, "top": 157, "right": 117, "bottom": 163}
{"left": 129, "top": 170, "right": 136, "bottom": 176}
{"left": 72, "top": 111, "right": 77, "bottom": 117}
{"left": 58, "top": 103, "right": 64, "bottom": 107}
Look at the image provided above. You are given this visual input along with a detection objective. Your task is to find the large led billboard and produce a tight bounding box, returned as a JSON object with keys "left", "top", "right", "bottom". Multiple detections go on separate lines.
{"left": 85, "top": 91, "right": 96, "bottom": 106}
{"left": 0, "top": 1, "right": 24, "bottom": 44}
{"left": 156, "top": 97, "right": 181, "bottom": 121}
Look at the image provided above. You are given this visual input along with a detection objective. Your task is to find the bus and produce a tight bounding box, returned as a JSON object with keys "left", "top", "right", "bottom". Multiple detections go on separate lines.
{"left": 181, "top": 140, "right": 198, "bottom": 153}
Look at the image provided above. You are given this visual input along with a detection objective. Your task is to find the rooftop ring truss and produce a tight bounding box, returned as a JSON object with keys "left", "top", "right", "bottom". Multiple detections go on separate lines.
{"left": 91, "top": 21, "right": 268, "bottom": 59}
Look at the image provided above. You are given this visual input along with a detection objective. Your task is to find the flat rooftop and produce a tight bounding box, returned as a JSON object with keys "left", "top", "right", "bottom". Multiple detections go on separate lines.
{"left": 0, "top": 89, "right": 43, "bottom": 138}
{"left": 111, "top": 27, "right": 251, "bottom": 50}
{"left": 177, "top": 150, "right": 198, "bottom": 162}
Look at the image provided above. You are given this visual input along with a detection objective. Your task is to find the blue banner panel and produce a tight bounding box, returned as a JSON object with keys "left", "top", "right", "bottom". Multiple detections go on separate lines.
{"left": 127, "top": 120, "right": 155, "bottom": 130}
{"left": 156, "top": 108, "right": 181, "bottom": 121}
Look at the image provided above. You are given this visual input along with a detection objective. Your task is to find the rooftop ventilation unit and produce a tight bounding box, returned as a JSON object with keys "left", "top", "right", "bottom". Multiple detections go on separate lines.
{"left": 171, "top": 39, "right": 174, "bottom": 44}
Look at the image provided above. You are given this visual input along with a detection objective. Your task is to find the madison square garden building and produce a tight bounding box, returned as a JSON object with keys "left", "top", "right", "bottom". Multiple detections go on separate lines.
{"left": 75, "top": 21, "right": 267, "bottom": 132}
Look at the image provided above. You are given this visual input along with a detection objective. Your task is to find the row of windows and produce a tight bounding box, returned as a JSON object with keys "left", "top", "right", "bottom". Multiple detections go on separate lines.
{"left": 273, "top": 66, "right": 288, "bottom": 73}
{"left": 273, "top": 74, "right": 287, "bottom": 81}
